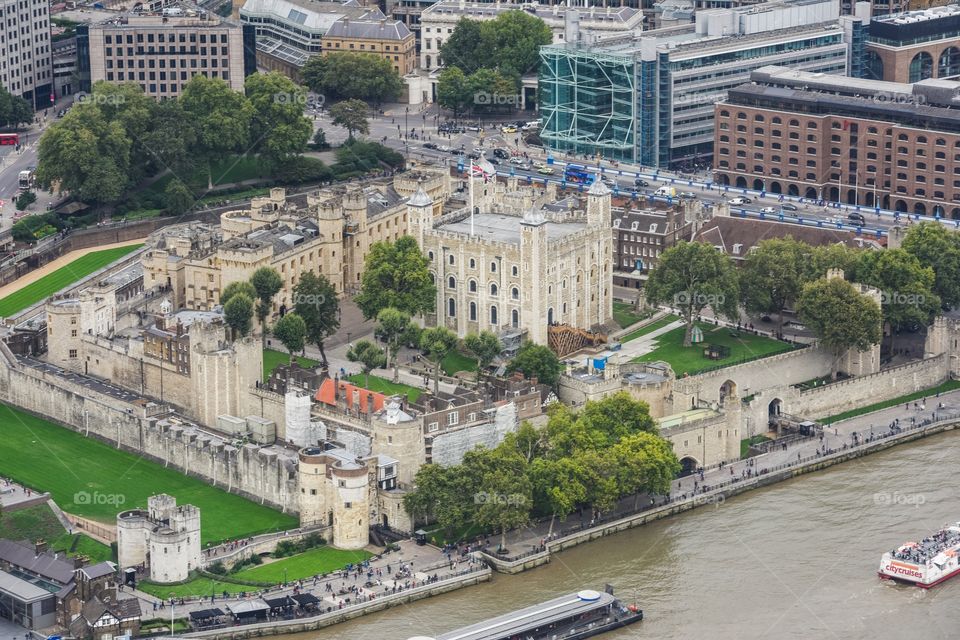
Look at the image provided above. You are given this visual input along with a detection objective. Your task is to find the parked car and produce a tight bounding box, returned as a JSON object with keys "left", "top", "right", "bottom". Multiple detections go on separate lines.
{"left": 761, "top": 206, "right": 778, "bottom": 214}
{"left": 781, "top": 203, "right": 798, "bottom": 211}
{"left": 501, "top": 125, "right": 518, "bottom": 134}
{"left": 466, "top": 125, "right": 482, "bottom": 132}
{"left": 423, "top": 142, "right": 438, "bottom": 150}
{"left": 493, "top": 148, "right": 511, "bottom": 159}
{"left": 728, "top": 196, "right": 751, "bottom": 205}
{"left": 537, "top": 166, "right": 556, "bottom": 175}
{"left": 634, "top": 178, "right": 650, "bottom": 188}
{"left": 678, "top": 192, "right": 697, "bottom": 200}
{"left": 437, "top": 145, "right": 452, "bottom": 152}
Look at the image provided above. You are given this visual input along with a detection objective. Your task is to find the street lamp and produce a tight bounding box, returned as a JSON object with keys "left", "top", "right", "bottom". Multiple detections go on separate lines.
{"left": 405, "top": 107, "right": 409, "bottom": 139}
{"left": 169, "top": 593, "right": 175, "bottom": 638}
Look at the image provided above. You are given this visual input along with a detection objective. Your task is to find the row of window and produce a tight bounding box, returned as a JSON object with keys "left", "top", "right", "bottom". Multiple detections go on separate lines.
{"left": 445, "top": 299, "right": 519, "bottom": 326}
{"left": 445, "top": 276, "right": 520, "bottom": 299}
{"left": 428, "top": 251, "right": 520, "bottom": 276}
{"left": 104, "top": 32, "right": 230, "bottom": 44}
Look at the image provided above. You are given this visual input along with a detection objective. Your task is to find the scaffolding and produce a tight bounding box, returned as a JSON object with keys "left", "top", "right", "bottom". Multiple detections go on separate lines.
{"left": 539, "top": 45, "right": 637, "bottom": 162}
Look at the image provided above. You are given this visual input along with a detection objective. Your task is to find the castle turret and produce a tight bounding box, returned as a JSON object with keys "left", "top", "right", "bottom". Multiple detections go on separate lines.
{"left": 406, "top": 183, "right": 434, "bottom": 247}
{"left": 330, "top": 460, "right": 370, "bottom": 550}
{"left": 520, "top": 211, "right": 549, "bottom": 344}
{"left": 298, "top": 447, "right": 330, "bottom": 527}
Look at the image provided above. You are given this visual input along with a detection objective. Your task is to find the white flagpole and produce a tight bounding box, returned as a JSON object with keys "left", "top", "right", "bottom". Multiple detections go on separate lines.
{"left": 469, "top": 165, "right": 475, "bottom": 236}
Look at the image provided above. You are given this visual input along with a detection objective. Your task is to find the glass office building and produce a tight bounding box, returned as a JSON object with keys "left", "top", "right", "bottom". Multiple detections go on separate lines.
{"left": 540, "top": 0, "right": 864, "bottom": 169}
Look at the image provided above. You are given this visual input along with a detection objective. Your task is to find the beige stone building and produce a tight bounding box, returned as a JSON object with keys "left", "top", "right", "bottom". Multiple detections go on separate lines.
{"left": 84, "top": 9, "right": 252, "bottom": 99}
{"left": 321, "top": 17, "right": 416, "bottom": 75}
{"left": 143, "top": 174, "right": 450, "bottom": 313}
{"left": 407, "top": 176, "right": 614, "bottom": 345}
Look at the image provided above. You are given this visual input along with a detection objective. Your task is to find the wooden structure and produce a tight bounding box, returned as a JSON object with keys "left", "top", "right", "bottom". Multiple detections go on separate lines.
{"left": 548, "top": 324, "right": 607, "bottom": 357}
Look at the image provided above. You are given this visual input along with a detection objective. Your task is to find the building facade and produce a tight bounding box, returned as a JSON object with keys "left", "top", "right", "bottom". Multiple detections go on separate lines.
{"left": 116, "top": 494, "right": 202, "bottom": 584}
{"left": 539, "top": 0, "right": 863, "bottom": 168}
{"left": 0, "top": 0, "right": 53, "bottom": 108}
{"left": 714, "top": 65, "right": 960, "bottom": 215}
{"left": 419, "top": 1, "right": 643, "bottom": 72}
{"left": 865, "top": 5, "right": 960, "bottom": 83}
{"left": 612, "top": 201, "right": 698, "bottom": 288}
{"left": 322, "top": 17, "right": 416, "bottom": 75}
{"left": 239, "top": 0, "right": 383, "bottom": 78}
{"left": 79, "top": 8, "right": 256, "bottom": 98}
{"left": 407, "top": 176, "right": 614, "bottom": 345}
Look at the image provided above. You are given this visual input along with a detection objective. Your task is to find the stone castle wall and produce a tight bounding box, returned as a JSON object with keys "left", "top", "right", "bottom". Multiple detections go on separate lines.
{"left": 0, "top": 352, "right": 300, "bottom": 514}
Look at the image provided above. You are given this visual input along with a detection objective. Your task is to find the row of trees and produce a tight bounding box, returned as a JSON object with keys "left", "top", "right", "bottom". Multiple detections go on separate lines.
{"left": 0, "top": 84, "right": 32, "bottom": 128}
{"left": 36, "top": 73, "right": 312, "bottom": 206}
{"left": 301, "top": 53, "right": 404, "bottom": 106}
{"left": 403, "top": 393, "right": 680, "bottom": 549}
{"left": 646, "top": 223, "right": 954, "bottom": 377}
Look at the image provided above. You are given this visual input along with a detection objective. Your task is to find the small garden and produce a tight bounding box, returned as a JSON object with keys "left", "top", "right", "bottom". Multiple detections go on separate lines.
{"left": 620, "top": 315, "right": 679, "bottom": 344}
{"left": 263, "top": 348, "right": 319, "bottom": 381}
{"left": 613, "top": 301, "right": 650, "bottom": 329}
{"left": 137, "top": 534, "right": 370, "bottom": 598}
{"left": 632, "top": 321, "right": 795, "bottom": 376}
{"left": 346, "top": 373, "right": 422, "bottom": 403}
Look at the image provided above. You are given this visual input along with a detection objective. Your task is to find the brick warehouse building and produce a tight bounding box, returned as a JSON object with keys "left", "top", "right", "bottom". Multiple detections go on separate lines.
{"left": 864, "top": 5, "right": 960, "bottom": 84}
{"left": 713, "top": 65, "right": 960, "bottom": 217}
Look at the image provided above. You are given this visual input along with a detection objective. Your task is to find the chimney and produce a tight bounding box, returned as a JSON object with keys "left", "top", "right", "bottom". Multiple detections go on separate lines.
{"left": 74, "top": 556, "right": 85, "bottom": 569}
{"left": 34, "top": 539, "right": 48, "bottom": 555}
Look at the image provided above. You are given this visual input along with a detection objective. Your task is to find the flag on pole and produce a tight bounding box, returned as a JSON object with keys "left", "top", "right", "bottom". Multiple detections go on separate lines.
{"left": 469, "top": 159, "right": 495, "bottom": 183}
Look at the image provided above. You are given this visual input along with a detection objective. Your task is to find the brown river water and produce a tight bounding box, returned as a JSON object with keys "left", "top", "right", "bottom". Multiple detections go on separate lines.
{"left": 278, "top": 431, "right": 960, "bottom": 640}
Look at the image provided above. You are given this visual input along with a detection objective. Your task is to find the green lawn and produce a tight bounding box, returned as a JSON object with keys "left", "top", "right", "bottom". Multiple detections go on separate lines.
{"left": 196, "top": 187, "right": 271, "bottom": 205}
{"left": 0, "top": 245, "right": 143, "bottom": 317}
{"left": 138, "top": 576, "right": 257, "bottom": 599}
{"left": 613, "top": 301, "right": 647, "bottom": 329}
{"left": 232, "top": 547, "right": 372, "bottom": 583}
{"left": 0, "top": 404, "right": 298, "bottom": 544}
{"left": 740, "top": 435, "right": 772, "bottom": 458}
{"left": 0, "top": 503, "right": 66, "bottom": 543}
{"left": 442, "top": 351, "right": 478, "bottom": 376}
{"left": 145, "top": 156, "right": 267, "bottom": 199}
{"left": 620, "top": 315, "right": 680, "bottom": 344}
{"left": 631, "top": 322, "right": 795, "bottom": 376}
{"left": 263, "top": 349, "right": 319, "bottom": 380}
{"left": 820, "top": 378, "right": 960, "bottom": 424}
{"left": 50, "top": 533, "right": 113, "bottom": 563}
{"left": 346, "top": 374, "right": 422, "bottom": 403}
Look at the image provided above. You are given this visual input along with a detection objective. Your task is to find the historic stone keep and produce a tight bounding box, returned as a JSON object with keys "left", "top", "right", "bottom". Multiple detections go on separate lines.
{"left": 116, "top": 494, "right": 202, "bottom": 583}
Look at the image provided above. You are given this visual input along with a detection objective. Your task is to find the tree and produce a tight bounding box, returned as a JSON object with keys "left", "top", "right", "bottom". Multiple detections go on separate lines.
{"left": 223, "top": 293, "right": 254, "bottom": 339}
{"left": 137, "top": 97, "right": 196, "bottom": 178}
{"left": 376, "top": 307, "right": 419, "bottom": 383}
{"left": 439, "top": 18, "right": 485, "bottom": 75}
{"left": 645, "top": 241, "right": 739, "bottom": 347}
{"left": 506, "top": 341, "right": 562, "bottom": 387}
{"left": 244, "top": 72, "right": 313, "bottom": 169}
{"left": 273, "top": 313, "right": 307, "bottom": 364}
{"left": 901, "top": 222, "right": 960, "bottom": 309}
{"left": 329, "top": 99, "right": 369, "bottom": 141}
{"left": 355, "top": 236, "right": 436, "bottom": 320}
{"left": 346, "top": 339, "right": 386, "bottom": 389}
{"left": 466, "top": 68, "right": 517, "bottom": 113}
{"left": 180, "top": 75, "right": 254, "bottom": 189}
{"left": 0, "top": 84, "right": 32, "bottom": 128}
{"left": 293, "top": 272, "right": 339, "bottom": 365}
{"left": 611, "top": 432, "right": 680, "bottom": 509}
{"left": 436, "top": 67, "right": 472, "bottom": 117}
{"left": 300, "top": 56, "right": 327, "bottom": 95}
{"left": 310, "top": 53, "right": 403, "bottom": 105}
{"left": 14, "top": 191, "right": 36, "bottom": 211}
{"left": 463, "top": 331, "right": 502, "bottom": 387}
{"left": 221, "top": 281, "right": 257, "bottom": 307}
{"left": 88, "top": 82, "right": 156, "bottom": 184}
{"left": 530, "top": 456, "right": 586, "bottom": 537}
{"left": 311, "top": 128, "right": 329, "bottom": 150}
{"left": 475, "top": 451, "right": 532, "bottom": 553}
{"left": 250, "top": 267, "right": 283, "bottom": 346}
{"left": 797, "top": 277, "right": 882, "bottom": 379}
{"left": 419, "top": 326, "right": 458, "bottom": 394}
{"left": 479, "top": 10, "right": 553, "bottom": 80}
{"left": 740, "top": 237, "right": 812, "bottom": 334}
{"left": 807, "top": 243, "right": 859, "bottom": 282}
{"left": 163, "top": 179, "right": 194, "bottom": 215}
{"left": 855, "top": 248, "right": 939, "bottom": 351}
{"left": 36, "top": 102, "right": 132, "bottom": 205}
{"left": 576, "top": 391, "right": 657, "bottom": 447}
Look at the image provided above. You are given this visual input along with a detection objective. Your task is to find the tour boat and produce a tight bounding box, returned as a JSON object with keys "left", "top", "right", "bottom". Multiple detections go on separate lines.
{"left": 878, "top": 522, "right": 960, "bottom": 588}
{"left": 406, "top": 588, "right": 643, "bottom": 640}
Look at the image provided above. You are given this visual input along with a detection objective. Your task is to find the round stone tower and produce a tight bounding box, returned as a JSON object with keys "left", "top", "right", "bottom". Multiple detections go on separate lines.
{"left": 298, "top": 447, "right": 330, "bottom": 527}
{"left": 116, "top": 509, "right": 149, "bottom": 570}
{"left": 330, "top": 460, "right": 370, "bottom": 550}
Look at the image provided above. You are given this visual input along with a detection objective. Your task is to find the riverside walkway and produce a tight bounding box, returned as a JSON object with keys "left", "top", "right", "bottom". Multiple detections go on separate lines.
{"left": 489, "top": 388, "right": 960, "bottom": 559}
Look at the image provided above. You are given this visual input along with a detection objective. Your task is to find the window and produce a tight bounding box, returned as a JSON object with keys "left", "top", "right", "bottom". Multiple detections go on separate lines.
{"left": 448, "top": 298, "right": 456, "bottom": 317}
{"left": 447, "top": 276, "right": 456, "bottom": 289}
{"left": 448, "top": 254, "right": 455, "bottom": 265}
{"left": 490, "top": 306, "right": 498, "bottom": 325}
{"left": 469, "top": 258, "right": 476, "bottom": 269}
{"left": 468, "top": 279, "right": 477, "bottom": 293}
{"left": 490, "top": 261, "right": 497, "bottom": 273}
{"left": 511, "top": 287, "right": 519, "bottom": 300}
{"left": 428, "top": 422, "right": 439, "bottom": 432}
{"left": 428, "top": 251, "right": 434, "bottom": 261}
{"left": 511, "top": 265, "right": 518, "bottom": 277}
{"left": 490, "top": 283, "right": 498, "bottom": 296}
{"left": 448, "top": 412, "right": 458, "bottom": 426}
{"left": 69, "top": 349, "right": 77, "bottom": 358}
{"left": 469, "top": 301, "right": 477, "bottom": 321}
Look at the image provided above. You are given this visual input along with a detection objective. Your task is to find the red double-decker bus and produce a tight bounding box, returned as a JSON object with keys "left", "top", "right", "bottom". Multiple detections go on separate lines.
{"left": 0, "top": 133, "right": 19, "bottom": 146}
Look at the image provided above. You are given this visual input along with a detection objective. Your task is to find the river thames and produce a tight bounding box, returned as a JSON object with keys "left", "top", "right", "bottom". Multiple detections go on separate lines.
{"left": 279, "top": 431, "right": 960, "bottom": 640}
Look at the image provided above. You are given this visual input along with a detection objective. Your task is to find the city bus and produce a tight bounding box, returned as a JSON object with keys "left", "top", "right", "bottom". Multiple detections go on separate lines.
{"left": 0, "top": 133, "right": 19, "bottom": 146}
{"left": 564, "top": 164, "right": 594, "bottom": 184}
